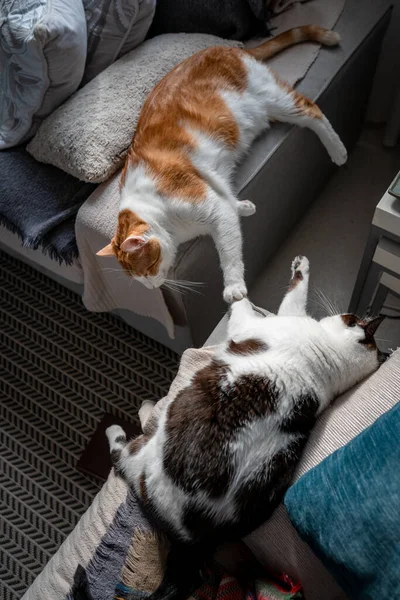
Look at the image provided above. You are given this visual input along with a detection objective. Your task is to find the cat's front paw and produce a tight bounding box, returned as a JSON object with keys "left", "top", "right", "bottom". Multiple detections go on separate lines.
{"left": 291, "top": 256, "right": 309, "bottom": 280}
{"left": 223, "top": 282, "right": 248, "bottom": 304}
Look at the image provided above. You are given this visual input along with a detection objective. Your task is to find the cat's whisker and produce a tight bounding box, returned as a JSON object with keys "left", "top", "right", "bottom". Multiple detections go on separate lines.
{"left": 325, "top": 293, "right": 337, "bottom": 316}
{"left": 173, "top": 280, "right": 205, "bottom": 287}
{"left": 313, "top": 288, "right": 336, "bottom": 317}
{"left": 162, "top": 282, "right": 186, "bottom": 295}
{"left": 165, "top": 279, "right": 204, "bottom": 288}
{"left": 331, "top": 292, "right": 343, "bottom": 316}
{"left": 176, "top": 286, "right": 203, "bottom": 295}
{"left": 321, "top": 288, "right": 338, "bottom": 316}
{"left": 164, "top": 279, "right": 203, "bottom": 295}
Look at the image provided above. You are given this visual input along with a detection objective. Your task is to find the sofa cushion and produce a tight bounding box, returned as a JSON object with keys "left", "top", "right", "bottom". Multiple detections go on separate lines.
{"left": 0, "top": 0, "right": 87, "bottom": 149}
{"left": 82, "top": 0, "right": 156, "bottom": 85}
{"left": 284, "top": 401, "right": 400, "bottom": 600}
{"left": 26, "top": 34, "right": 242, "bottom": 183}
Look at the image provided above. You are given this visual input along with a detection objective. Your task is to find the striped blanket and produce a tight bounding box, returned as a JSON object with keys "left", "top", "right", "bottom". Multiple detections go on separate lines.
{"left": 68, "top": 482, "right": 303, "bottom": 600}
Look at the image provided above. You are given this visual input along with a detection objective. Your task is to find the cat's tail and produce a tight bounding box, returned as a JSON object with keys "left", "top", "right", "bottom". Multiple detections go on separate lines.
{"left": 147, "top": 541, "right": 210, "bottom": 600}
{"left": 246, "top": 25, "right": 340, "bottom": 61}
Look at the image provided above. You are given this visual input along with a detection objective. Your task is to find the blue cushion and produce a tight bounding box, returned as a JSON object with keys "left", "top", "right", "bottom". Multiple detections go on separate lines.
{"left": 284, "top": 402, "right": 400, "bottom": 600}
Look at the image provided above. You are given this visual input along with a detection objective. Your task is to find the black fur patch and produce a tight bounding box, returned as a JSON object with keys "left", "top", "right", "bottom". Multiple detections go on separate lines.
{"left": 110, "top": 449, "right": 121, "bottom": 466}
{"left": 181, "top": 437, "right": 309, "bottom": 543}
{"left": 164, "top": 360, "right": 278, "bottom": 498}
{"left": 228, "top": 339, "right": 268, "bottom": 355}
{"left": 233, "top": 437, "right": 307, "bottom": 537}
{"left": 280, "top": 393, "right": 319, "bottom": 435}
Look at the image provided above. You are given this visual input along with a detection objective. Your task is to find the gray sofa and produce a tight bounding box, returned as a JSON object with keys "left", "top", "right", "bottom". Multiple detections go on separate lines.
{"left": 0, "top": 0, "right": 392, "bottom": 353}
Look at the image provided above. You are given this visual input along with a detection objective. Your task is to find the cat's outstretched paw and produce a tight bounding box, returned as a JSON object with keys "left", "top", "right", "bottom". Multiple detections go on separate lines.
{"left": 291, "top": 256, "right": 309, "bottom": 280}
{"left": 224, "top": 282, "right": 248, "bottom": 304}
{"left": 237, "top": 199, "right": 256, "bottom": 217}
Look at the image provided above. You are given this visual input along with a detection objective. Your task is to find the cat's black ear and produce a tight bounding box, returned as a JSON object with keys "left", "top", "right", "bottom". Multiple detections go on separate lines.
{"left": 363, "top": 315, "right": 385, "bottom": 337}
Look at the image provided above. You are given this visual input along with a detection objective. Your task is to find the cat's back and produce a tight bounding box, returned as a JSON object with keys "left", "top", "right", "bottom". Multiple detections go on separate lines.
{"left": 131, "top": 46, "right": 249, "bottom": 154}
{"left": 140, "top": 46, "right": 247, "bottom": 116}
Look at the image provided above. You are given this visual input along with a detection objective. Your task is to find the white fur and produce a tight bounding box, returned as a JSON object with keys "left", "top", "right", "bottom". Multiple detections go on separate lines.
{"left": 107, "top": 257, "right": 381, "bottom": 542}
{"left": 119, "top": 54, "right": 347, "bottom": 302}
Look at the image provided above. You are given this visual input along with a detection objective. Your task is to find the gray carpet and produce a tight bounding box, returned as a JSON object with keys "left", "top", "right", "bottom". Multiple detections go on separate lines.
{"left": 0, "top": 249, "right": 179, "bottom": 600}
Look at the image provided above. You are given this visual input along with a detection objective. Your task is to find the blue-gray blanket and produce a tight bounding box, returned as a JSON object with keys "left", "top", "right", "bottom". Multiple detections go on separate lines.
{"left": 0, "top": 145, "right": 96, "bottom": 264}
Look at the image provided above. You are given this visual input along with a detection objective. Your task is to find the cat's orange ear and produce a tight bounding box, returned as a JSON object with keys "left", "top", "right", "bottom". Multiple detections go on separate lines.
{"left": 96, "top": 243, "right": 115, "bottom": 257}
{"left": 120, "top": 235, "right": 146, "bottom": 253}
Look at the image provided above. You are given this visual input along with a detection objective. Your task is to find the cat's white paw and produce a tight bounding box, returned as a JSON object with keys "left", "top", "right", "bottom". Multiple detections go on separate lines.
{"left": 223, "top": 282, "right": 248, "bottom": 304}
{"left": 291, "top": 256, "right": 309, "bottom": 279}
{"left": 106, "top": 425, "right": 125, "bottom": 446}
{"left": 238, "top": 199, "right": 256, "bottom": 217}
{"left": 330, "top": 140, "right": 347, "bottom": 166}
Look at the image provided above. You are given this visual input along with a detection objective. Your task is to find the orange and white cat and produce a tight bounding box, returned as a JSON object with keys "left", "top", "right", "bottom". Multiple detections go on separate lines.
{"left": 97, "top": 26, "right": 347, "bottom": 303}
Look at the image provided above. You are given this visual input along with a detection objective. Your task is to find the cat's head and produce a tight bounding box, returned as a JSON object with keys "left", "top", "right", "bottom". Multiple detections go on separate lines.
{"left": 319, "top": 313, "right": 387, "bottom": 391}
{"left": 96, "top": 209, "right": 174, "bottom": 289}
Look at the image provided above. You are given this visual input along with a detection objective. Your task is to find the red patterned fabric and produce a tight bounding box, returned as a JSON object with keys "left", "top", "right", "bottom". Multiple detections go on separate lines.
{"left": 192, "top": 566, "right": 304, "bottom": 600}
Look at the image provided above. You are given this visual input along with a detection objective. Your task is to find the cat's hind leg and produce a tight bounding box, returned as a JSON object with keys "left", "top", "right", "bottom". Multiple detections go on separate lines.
{"left": 269, "top": 77, "right": 347, "bottom": 166}
{"left": 237, "top": 199, "right": 256, "bottom": 217}
{"left": 278, "top": 255, "right": 310, "bottom": 316}
{"left": 106, "top": 425, "right": 127, "bottom": 467}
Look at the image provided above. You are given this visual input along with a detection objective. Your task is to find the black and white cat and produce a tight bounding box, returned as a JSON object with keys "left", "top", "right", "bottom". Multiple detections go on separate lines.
{"left": 107, "top": 256, "right": 385, "bottom": 599}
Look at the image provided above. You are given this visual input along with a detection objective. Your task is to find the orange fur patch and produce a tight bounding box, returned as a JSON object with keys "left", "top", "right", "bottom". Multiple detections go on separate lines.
{"left": 111, "top": 209, "right": 162, "bottom": 277}
{"left": 292, "top": 91, "right": 322, "bottom": 119}
{"left": 272, "top": 71, "right": 322, "bottom": 119}
{"left": 121, "top": 47, "right": 247, "bottom": 203}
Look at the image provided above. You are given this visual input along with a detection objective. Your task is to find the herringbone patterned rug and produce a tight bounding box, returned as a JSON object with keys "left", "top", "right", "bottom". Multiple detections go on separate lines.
{"left": 0, "top": 250, "right": 179, "bottom": 600}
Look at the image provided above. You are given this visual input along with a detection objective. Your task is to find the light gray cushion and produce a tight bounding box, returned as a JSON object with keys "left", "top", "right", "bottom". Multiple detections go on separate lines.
{"left": 0, "top": 0, "right": 87, "bottom": 149}
{"left": 27, "top": 34, "right": 242, "bottom": 183}
{"left": 82, "top": 0, "right": 156, "bottom": 85}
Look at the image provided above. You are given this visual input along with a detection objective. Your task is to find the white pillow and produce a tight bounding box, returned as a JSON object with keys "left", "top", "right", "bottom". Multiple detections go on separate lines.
{"left": 0, "top": 0, "right": 87, "bottom": 149}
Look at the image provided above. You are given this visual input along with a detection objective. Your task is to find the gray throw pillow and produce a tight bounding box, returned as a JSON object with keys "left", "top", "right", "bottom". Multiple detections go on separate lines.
{"left": 82, "top": 0, "right": 156, "bottom": 85}
{"left": 0, "top": 0, "right": 87, "bottom": 149}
